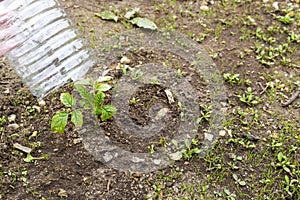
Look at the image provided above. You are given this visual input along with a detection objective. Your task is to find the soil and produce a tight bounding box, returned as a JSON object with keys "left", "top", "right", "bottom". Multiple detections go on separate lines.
{"left": 1, "top": 0, "right": 300, "bottom": 200}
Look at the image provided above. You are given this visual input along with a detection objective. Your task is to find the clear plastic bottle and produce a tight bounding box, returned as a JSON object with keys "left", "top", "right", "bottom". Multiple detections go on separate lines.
{"left": 0, "top": 0, "right": 96, "bottom": 98}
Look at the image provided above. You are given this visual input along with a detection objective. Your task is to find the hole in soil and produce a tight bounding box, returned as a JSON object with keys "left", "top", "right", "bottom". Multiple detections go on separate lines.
{"left": 96, "top": 49, "right": 211, "bottom": 153}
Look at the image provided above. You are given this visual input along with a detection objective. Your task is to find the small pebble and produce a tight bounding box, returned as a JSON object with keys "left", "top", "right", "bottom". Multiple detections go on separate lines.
{"left": 13, "top": 143, "right": 32, "bottom": 154}
{"left": 272, "top": 2, "right": 279, "bottom": 10}
{"left": 32, "top": 105, "right": 41, "bottom": 113}
{"left": 8, "top": 123, "right": 19, "bottom": 129}
{"left": 38, "top": 100, "right": 46, "bottom": 107}
{"left": 29, "top": 131, "right": 38, "bottom": 139}
{"left": 120, "top": 56, "right": 131, "bottom": 64}
{"left": 8, "top": 114, "right": 16, "bottom": 122}
{"left": 219, "top": 130, "right": 226, "bottom": 137}
{"left": 227, "top": 129, "right": 232, "bottom": 137}
{"left": 200, "top": 5, "right": 209, "bottom": 11}
{"left": 73, "top": 138, "right": 82, "bottom": 144}
{"left": 3, "top": 88, "right": 10, "bottom": 94}
{"left": 169, "top": 151, "right": 182, "bottom": 161}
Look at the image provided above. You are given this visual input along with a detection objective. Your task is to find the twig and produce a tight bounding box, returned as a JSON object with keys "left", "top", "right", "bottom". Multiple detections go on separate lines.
{"left": 106, "top": 179, "right": 111, "bottom": 192}
{"left": 0, "top": 81, "right": 9, "bottom": 84}
{"left": 282, "top": 90, "right": 300, "bottom": 107}
{"left": 258, "top": 82, "right": 268, "bottom": 95}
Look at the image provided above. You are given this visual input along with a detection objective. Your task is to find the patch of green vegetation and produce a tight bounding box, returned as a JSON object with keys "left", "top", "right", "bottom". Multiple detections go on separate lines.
{"left": 51, "top": 76, "right": 116, "bottom": 134}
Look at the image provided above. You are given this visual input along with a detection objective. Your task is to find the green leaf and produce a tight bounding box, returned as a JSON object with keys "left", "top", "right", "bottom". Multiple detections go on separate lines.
{"left": 239, "top": 181, "right": 246, "bottom": 186}
{"left": 95, "top": 83, "right": 112, "bottom": 92}
{"left": 95, "top": 91, "right": 105, "bottom": 106}
{"left": 277, "top": 152, "right": 283, "bottom": 162}
{"left": 130, "top": 17, "right": 157, "bottom": 30}
{"left": 51, "top": 112, "right": 68, "bottom": 134}
{"left": 171, "top": 139, "right": 178, "bottom": 148}
{"left": 60, "top": 93, "right": 76, "bottom": 107}
{"left": 285, "top": 175, "right": 290, "bottom": 184}
{"left": 23, "top": 153, "right": 34, "bottom": 163}
{"left": 224, "top": 189, "right": 231, "bottom": 196}
{"left": 100, "top": 105, "right": 117, "bottom": 121}
{"left": 95, "top": 11, "right": 118, "bottom": 22}
{"left": 124, "top": 7, "right": 140, "bottom": 19}
{"left": 74, "top": 78, "right": 92, "bottom": 85}
{"left": 283, "top": 166, "right": 291, "bottom": 173}
{"left": 71, "top": 110, "right": 83, "bottom": 127}
{"left": 97, "top": 76, "right": 113, "bottom": 83}
{"left": 193, "top": 148, "right": 201, "bottom": 154}
{"left": 75, "top": 84, "right": 94, "bottom": 108}
{"left": 232, "top": 174, "right": 238, "bottom": 181}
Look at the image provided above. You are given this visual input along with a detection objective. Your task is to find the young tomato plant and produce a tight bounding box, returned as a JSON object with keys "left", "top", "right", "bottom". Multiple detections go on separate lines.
{"left": 51, "top": 76, "right": 117, "bottom": 134}
{"left": 51, "top": 93, "right": 83, "bottom": 134}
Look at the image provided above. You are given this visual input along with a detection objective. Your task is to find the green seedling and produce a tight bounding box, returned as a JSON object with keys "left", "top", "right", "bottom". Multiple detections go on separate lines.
{"left": 51, "top": 76, "right": 116, "bottom": 134}
{"left": 181, "top": 139, "right": 201, "bottom": 160}
{"left": 277, "top": 15, "right": 294, "bottom": 24}
{"left": 276, "top": 152, "right": 296, "bottom": 174}
{"left": 23, "top": 153, "right": 48, "bottom": 163}
{"left": 232, "top": 174, "right": 246, "bottom": 186}
{"left": 51, "top": 93, "right": 82, "bottom": 134}
{"left": 95, "top": 8, "right": 158, "bottom": 30}
{"left": 129, "top": 97, "right": 140, "bottom": 105}
{"left": 197, "top": 105, "right": 212, "bottom": 125}
{"left": 224, "top": 189, "right": 237, "bottom": 200}
{"left": 223, "top": 73, "right": 240, "bottom": 86}
{"left": 0, "top": 116, "right": 6, "bottom": 126}
{"left": 237, "top": 87, "right": 261, "bottom": 106}
{"left": 283, "top": 175, "right": 299, "bottom": 196}
{"left": 148, "top": 144, "right": 155, "bottom": 154}
{"left": 176, "top": 68, "right": 187, "bottom": 77}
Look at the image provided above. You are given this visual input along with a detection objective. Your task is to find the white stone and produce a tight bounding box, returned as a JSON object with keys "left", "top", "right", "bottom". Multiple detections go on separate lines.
{"left": 272, "top": 2, "right": 279, "bottom": 10}
{"left": 120, "top": 56, "right": 131, "bottom": 64}
{"left": 219, "top": 130, "right": 226, "bottom": 137}
{"left": 38, "top": 100, "right": 46, "bottom": 107}
{"left": 8, "top": 123, "right": 19, "bottom": 129}
{"left": 8, "top": 114, "right": 16, "bottom": 122}
{"left": 32, "top": 105, "right": 41, "bottom": 113}
{"left": 200, "top": 5, "right": 209, "bottom": 11}
{"left": 169, "top": 151, "right": 183, "bottom": 161}
{"left": 73, "top": 138, "right": 82, "bottom": 144}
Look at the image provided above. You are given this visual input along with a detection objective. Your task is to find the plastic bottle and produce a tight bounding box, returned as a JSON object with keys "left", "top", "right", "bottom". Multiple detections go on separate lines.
{"left": 0, "top": 0, "right": 96, "bottom": 98}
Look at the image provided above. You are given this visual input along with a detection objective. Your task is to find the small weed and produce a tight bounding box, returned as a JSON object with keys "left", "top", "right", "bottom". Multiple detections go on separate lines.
{"left": 276, "top": 152, "right": 296, "bottom": 174}
{"left": 129, "top": 97, "right": 140, "bottom": 105}
{"left": 148, "top": 144, "right": 155, "bottom": 154}
{"left": 232, "top": 174, "right": 246, "bottom": 186}
{"left": 197, "top": 105, "right": 212, "bottom": 125}
{"left": 223, "top": 73, "right": 240, "bottom": 86}
{"left": 181, "top": 139, "right": 201, "bottom": 160}
{"left": 237, "top": 87, "right": 261, "bottom": 106}
{"left": 0, "top": 116, "right": 6, "bottom": 126}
